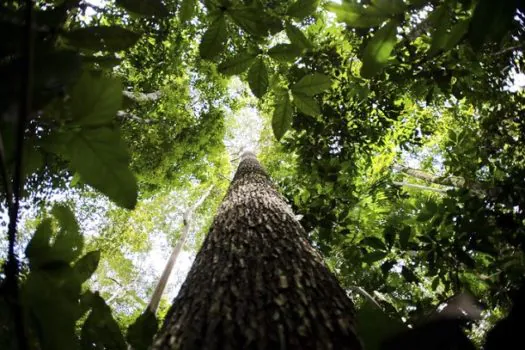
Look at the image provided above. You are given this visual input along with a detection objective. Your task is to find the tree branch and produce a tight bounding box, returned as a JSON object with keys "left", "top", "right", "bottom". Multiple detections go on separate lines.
{"left": 147, "top": 185, "right": 215, "bottom": 314}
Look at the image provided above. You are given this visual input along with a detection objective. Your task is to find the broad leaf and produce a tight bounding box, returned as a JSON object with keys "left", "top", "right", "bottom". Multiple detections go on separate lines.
{"left": 287, "top": 0, "right": 319, "bottom": 20}
{"left": 62, "top": 26, "right": 140, "bottom": 52}
{"left": 52, "top": 204, "right": 83, "bottom": 264}
{"left": 371, "top": 0, "right": 406, "bottom": 16}
{"left": 218, "top": 52, "right": 257, "bottom": 75}
{"left": 398, "top": 226, "right": 411, "bottom": 250}
{"left": 69, "top": 72, "right": 122, "bottom": 127}
{"left": 468, "top": 0, "right": 516, "bottom": 50}
{"left": 285, "top": 23, "right": 312, "bottom": 50}
{"left": 401, "top": 266, "right": 419, "bottom": 283}
{"left": 363, "top": 250, "right": 388, "bottom": 263}
{"left": 267, "top": 44, "right": 303, "bottom": 62}
{"left": 326, "top": 3, "right": 388, "bottom": 28}
{"left": 272, "top": 89, "right": 293, "bottom": 140}
{"left": 126, "top": 310, "right": 159, "bottom": 350}
{"left": 360, "top": 19, "right": 399, "bottom": 78}
{"left": 356, "top": 301, "right": 406, "bottom": 350}
{"left": 179, "top": 0, "right": 196, "bottom": 23}
{"left": 66, "top": 128, "right": 138, "bottom": 209}
{"left": 199, "top": 17, "right": 228, "bottom": 59}
{"left": 247, "top": 58, "right": 269, "bottom": 98}
{"left": 25, "top": 219, "right": 53, "bottom": 268}
{"left": 292, "top": 73, "right": 332, "bottom": 96}
{"left": 81, "top": 293, "right": 127, "bottom": 350}
{"left": 116, "top": 0, "right": 169, "bottom": 17}
{"left": 362, "top": 237, "right": 386, "bottom": 250}
{"left": 292, "top": 92, "right": 320, "bottom": 116}
{"left": 74, "top": 251, "right": 101, "bottom": 284}
{"left": 227, "top": 5, "right": 269, "bottom": 37}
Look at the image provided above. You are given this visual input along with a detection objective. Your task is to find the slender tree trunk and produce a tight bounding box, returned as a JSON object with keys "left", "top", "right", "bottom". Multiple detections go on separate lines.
{"left": 153, "top": 152, "right": 361, "bottom": 349}
{"left": 147, "top": 185, "right": 214, "bottom": 314}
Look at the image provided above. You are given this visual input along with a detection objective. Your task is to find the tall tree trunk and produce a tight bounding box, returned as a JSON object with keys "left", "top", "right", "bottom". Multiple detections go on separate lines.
{"left": 153, "top": 152, "right": 361, "bottom": 350}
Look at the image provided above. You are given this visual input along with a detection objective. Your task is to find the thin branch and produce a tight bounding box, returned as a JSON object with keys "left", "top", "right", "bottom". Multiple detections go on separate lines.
{"left": 393, "top": 181, "right": 450, "bottom": 193}
{"left": 147, "top": 185, "right": 215, "bottom": 314}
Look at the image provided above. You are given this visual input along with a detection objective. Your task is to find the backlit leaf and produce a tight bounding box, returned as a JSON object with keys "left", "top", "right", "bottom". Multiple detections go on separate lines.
{"left": 360, "top": 19, "right": 399, "bottom": 78}
{"left": 247, "top": 58, "right": 269, "bottom": 98}
{"left": 272, "top": 89, "right": 293, "bottom": 140}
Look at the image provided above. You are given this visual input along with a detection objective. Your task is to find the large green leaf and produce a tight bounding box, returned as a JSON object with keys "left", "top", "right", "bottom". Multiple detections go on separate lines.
{"left": 285, "top": 23, "right": 312, "bottom": 50}
{"left": 267, "top": 44, "right": 303, "bottom": 62}
{"left": 291, "top": 73, "right": 332, "bottom": 96}
{"left": 69, "top": 72, "right": 122, "bottom": 127}
{"left": 179, "top": 0, "right": 196, "bottom": 23}
{"left": 371, "top": 0, "right": 406, "bottom": 16}
{"left": 116, "top": 0, "right": 169, "bottom": 17}
{"left": 81, "top": 293, "right": 127, "bottom": 350}
{"left": 199, "top": 16, "right": 228, "bottom": 59}
{"left": 126, "top": 310, "right": 159, "bottom": 350}
{"left": 468, "top": 0, "right": 516, "bottom": 50}
{"left": 73, "top": 251, "right": 101, "bottom": 284}
{"left": 287, "top": 0, "right": 319, "bottom": 20}
{"left": 292, "top": 92, "right": 320, "bottom": 116}
{"left": 247, "top": 58, "right": 269, "bottom": 98}
{"left": 25, "top": 219, "right": 53, "bottom": 268}
{"left": 66, "top": 128, "right": 138, "bottom": 209}
{"left": 62, "top": 26, "right": 141, "bottom": 52}
{"left": 52, "top": 204, "right": 83, "bottom": 264}
{"left": 360, "top": 19, "right": 399, "bottom": 78}
{"left": 272, "top": 89, "right": 293, "bottom": 140}
{"left": 227, "top": 5, "right": 270, "bottom": 37}
{"left": 218, "top": 52, "right": 257, "bottom": 75}
{"left": 326, "top": 2, "right": 388, "bottom": 28}
{"left": 356, "top": 301, "right": 406, "bottom": 350}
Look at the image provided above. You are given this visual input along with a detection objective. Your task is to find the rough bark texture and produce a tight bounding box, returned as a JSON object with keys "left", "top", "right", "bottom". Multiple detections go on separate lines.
{"left": 153, "top": 152, "right": 362, "bottom": 350}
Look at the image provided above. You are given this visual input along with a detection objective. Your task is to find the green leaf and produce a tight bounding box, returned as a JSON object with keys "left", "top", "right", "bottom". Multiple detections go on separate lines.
{"left": 126, "top": 310, "right": 159, "bottom": 350}
{"left": 81, "top": 293, "right": 127, "bottom": 350}
{"left": 371, "top": 0, "right": 406, "bottom": 16}
{"left": 179, "top": 0, "right": 196, "bottom": 23}
{"left": 74, "top": 251, "right": 101, "bottom": 283}
{"left": 398, "top": 226, "right": 411, "bottom": 250}
{"left": 287, "top": 0, "right": 319, "bottom": 20}
{"left": 247, "top": 58, "right": 269, "bottom": 98}
{"left": 69, "top": 72, "right": 122, "bottom": 127}
{"left": 428, "top": 6, "right": 451, "bottom": 56}
{"left": 217, "top": 52, "right": 257, "bottom": 75}
{"left": 199, "top": 16, "right": 228, "bottom": 59}
{"left": 116, "top": 0, "right": 169, "bottom": 17}
{"left": 52, "top": 204, "right": 83, "bottom": 264}
{"left": 272, "top": 89, "right": 293, "bottom": 140}
{"left": 443, "top": 19, "right": 469, "bottom": 50}
{"left": 267, "top": 44, "right": 303, "bottom": 62}
{"left": 285, "top": 23, "right": 312, "bottom": 50}
{"left": 401, "top": 266, "right": 419, "bottom": 283}
{"left": 363, "top": 250, "right": 388, "bottom": 263}
{"left": 362, "top": 237, "right": 386, "bottom": 250}
{"left": 292, "top": 73, "right": 332, "bottom": 96}
{"left": 326, "top": 3, "right": 388, "bottom": 28}
{"left": 356, "top": 301, "right": 406, "bottom": 350}
{"left": 66, "top": 128, "right": 138, "bottom": 209}
{"left": 360, "top": 19, "right": 399, "bottom": 78}
{"left": 62, "top": 26, "right": 141, "bottom": 52}
{"left": 468, "top": 0, "right": 516, "bottom": 50}
{"left": 292, "top": 92, "right": 320, "bottom": 116}
{"left": 227, "top": 5, "right": 269, "bottom": 37}
{"left": 22, "top": 269, "right": 82, "bottom": 350}
{"left": 431, "top": 276, "right": 440, "bottom": 291}
{"left": 25, "top": 219, "right": 53, "bottom": 268}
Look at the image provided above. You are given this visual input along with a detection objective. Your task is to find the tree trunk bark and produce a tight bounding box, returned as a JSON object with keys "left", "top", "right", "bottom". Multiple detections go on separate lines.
{"left": 152, "top": 152, "right": 361, "bottom": 350}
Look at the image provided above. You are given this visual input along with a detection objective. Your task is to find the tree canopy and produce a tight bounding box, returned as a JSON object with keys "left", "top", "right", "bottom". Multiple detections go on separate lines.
{"left": 1, "top": 0, "right": 525, "bottom": 349}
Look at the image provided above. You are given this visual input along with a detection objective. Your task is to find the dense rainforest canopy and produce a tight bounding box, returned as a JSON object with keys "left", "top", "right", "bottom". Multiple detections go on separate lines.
{"left": 1, "top": 0, "right": 525, "bottom": 348}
